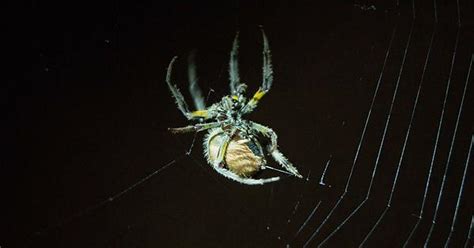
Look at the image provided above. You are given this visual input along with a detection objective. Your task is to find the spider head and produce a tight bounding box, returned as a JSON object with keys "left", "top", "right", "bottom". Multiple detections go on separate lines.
{"left": 218, "top": 93, "right": 246, "bottom": 122}
{"left": 236, "top": 83, "right": 247, "bottom": 94}
{"left": 230, "top": 83, "right": 248, "bottom": 109}
{"left": 221, "top": 95, "right": 244, "bottom": 112}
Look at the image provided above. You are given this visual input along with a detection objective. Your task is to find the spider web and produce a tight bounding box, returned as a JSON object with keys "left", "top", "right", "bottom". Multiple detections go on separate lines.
{"left": 289, "top": 1, "right": 474, "bottom": 247}
{"left": 19, "top": 1, "right": 474, "bottom": 247}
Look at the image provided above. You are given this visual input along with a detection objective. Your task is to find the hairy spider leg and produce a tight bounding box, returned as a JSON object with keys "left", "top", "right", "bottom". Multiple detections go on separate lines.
{"left": 229, "top": 31, "right": 243, "bottom": 96}
{"left": 252, "top": 122, "right": 302, "bottom": 178}
{"left": 166, "top": 56, "right": 213, "bottom": 120}
{"left": 166, "top": 56, "right": 190, "bottom": 117}
{"left": 242, "top": 27, "right": 273, "bottom": 114}
{"left": 168, "top": 122, "right": 220, "bottom": 134}
{"left": 214, "top": 166, "right": 280, "bottom": 185}
{"left": 188, "top": 51, "right": 206, "bottom": 110}
{"left": 205, "top": 128, "right": 280, "bottom": 185}
{"left": 260, "top": 27, "right": 273, "bottom": 92}
{"left": 215, "top": 132, "right": 231, "bottom": 167}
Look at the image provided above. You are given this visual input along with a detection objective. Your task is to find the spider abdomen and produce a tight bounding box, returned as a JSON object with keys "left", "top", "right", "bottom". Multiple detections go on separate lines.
{"left": 206, "top": 131, "right": 265, "bottom": 177}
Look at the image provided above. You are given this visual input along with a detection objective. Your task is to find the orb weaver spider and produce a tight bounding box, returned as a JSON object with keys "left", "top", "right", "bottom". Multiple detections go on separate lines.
{"left": 166, "top": 29, "right": 302, "bottom": 185}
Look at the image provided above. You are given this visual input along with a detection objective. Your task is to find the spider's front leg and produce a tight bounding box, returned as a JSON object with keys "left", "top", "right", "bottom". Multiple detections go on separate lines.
{"left": 166, "top": 56, "right": 213, "bottom": 120}
{"left": 252, "top": 122, "right": 302, "bottom": 178}
{"left": 242, "top": 27, "right": 273, "bottom": 114}
{"left": 229, "top": 32, "right": 242, "bottom": 95}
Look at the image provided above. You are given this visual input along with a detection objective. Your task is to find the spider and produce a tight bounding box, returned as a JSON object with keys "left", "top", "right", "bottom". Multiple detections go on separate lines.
{"left": 165, "top": 29, "right": 302, "bottom": 185}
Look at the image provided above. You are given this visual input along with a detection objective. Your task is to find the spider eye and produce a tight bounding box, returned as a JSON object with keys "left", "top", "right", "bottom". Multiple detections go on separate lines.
{"left": 231, "top": 95, "right": 242, "bottom": 107}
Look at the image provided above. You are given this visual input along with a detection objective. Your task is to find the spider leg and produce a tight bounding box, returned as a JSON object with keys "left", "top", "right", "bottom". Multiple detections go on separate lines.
{"left": 166, "top": 56, "right": 213, "bottom": 120}
{"left": 166, "top": 56, "right": 191, "bottom": 118}
{"left": 212, "top": 132, "right": 232, "bottom": 167}
{"left": 270, "top": 149, "right": 302, "bottom": 178}
{"left": 260, "top": 27, "right": 273, "bottom": 92}
{"left": 242, "top": 27, "right": 273, "bottom": 114}
{"left": 188, "top": 52, "right": 206, "bottom": 110}
{"left": 213, "top": 167, "right": 280, "bottom": 185}
{"left": 252, "top": 121, "right": 302, "bottom": 178}
{"left": 229, "top": 31, "right": 244, "bottom": 95}
{"left": 168, "top": 122, "right": 220, "bottom": 134}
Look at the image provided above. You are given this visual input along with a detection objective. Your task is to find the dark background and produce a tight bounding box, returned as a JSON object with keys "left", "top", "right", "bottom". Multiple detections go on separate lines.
{"left": 7, "top": 0, "right": 474, "bottom": 247}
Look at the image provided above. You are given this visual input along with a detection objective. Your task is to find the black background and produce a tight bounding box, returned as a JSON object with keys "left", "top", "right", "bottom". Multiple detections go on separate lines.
{"left": 8, "top": 0, "right": 474, "bottom": 247}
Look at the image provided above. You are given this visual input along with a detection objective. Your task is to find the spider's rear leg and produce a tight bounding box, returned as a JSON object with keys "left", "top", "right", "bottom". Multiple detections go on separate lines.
{"left": 270, "top": 149, "right": 302, "bottom": 178}
{"left": 214, "top": 133, "right": 231, "bottom": 168}
{"left": 214, "top": 166, "right": 280, "bottom": 185}
{"left": 252, "top": 121, "right": 302, "bottom": 178}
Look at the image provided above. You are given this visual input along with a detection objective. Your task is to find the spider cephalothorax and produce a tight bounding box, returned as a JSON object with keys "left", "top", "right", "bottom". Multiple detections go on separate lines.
{"left": 166, "top": 29, "right": 302, "bottom": 185}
